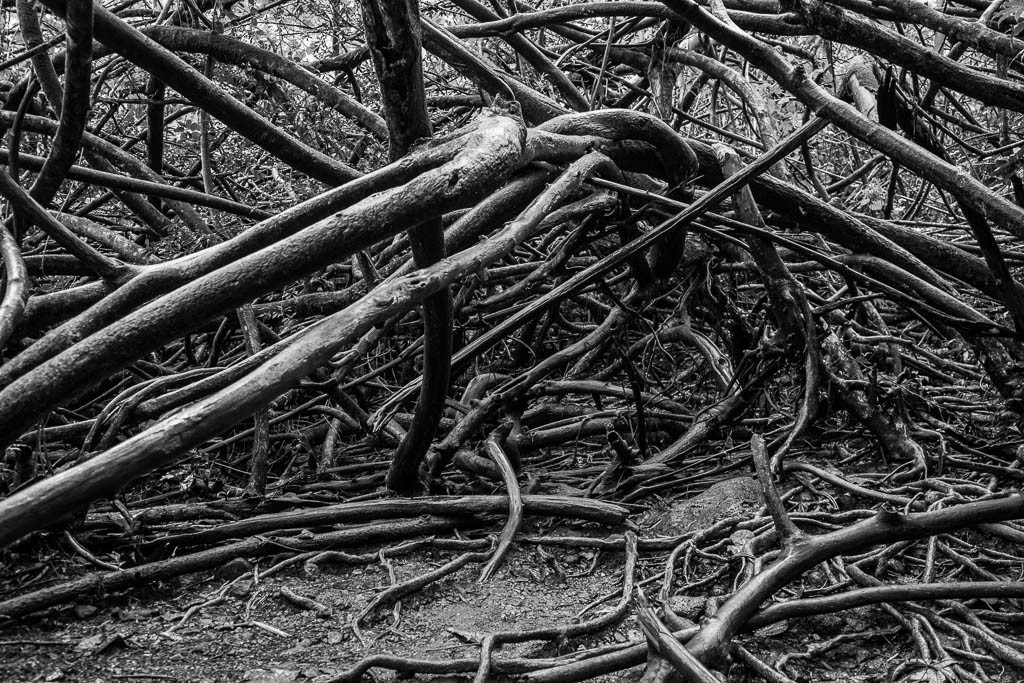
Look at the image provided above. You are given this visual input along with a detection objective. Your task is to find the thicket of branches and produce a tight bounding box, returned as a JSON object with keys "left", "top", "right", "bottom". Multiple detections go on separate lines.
{"left": 2, "top": 0, "right": 1024, "bottom": 679}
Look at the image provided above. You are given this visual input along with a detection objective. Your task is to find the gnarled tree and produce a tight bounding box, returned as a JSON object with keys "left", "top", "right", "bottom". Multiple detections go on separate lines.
{"left": 1, "top": 0, "right": 1024, "bottom": 680}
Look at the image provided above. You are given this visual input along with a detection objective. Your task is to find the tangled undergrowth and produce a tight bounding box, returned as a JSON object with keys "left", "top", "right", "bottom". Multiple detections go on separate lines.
{"left": 2, "top": 0, "right": 1024, "bottom": 680}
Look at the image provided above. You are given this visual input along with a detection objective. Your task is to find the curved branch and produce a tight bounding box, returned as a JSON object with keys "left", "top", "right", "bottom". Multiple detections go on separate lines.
{"left": 0, "top": 167, "right": 126, "bottom": 280}
{"left": 800, "top": 0, "right": 1024, "bottom": 114}
{"left": 16, "top": 0, "right": 64, "bottom": 109}
{"left": 837, "top": 0, "right": 1024, "bottom": 69}
{"left": 0, "top": 110, "right": 216, "bottom": 238}
{"left": 357, "top": 0, "right": 454, "bottom": 494}
{"left": 0, "top": 224, "right": 28, "bottom": 351}
{"left": 0, "top": 121, "right": 490, "bottom": 391}
{"left": 422, "top": 19, "right": 568, "bottom": 124}
{"left": 448, "top": 0, "right": 590, "bottom": 111}
{"left": 0, "top": 116, "right": 540, "bottom": 549}
{"left": 0, "top": 111, "right": 525, "bottom": 453}
{"left": 453, "top": 1, "right": 807, "bottom": 38}
{"left": 140, "top": 26, "right": 388, "bottom": 139}
{"left": 0, "top": 147, "right": 270, "bottom": 218}
{"left": 685, "top": 494, "right": 1024, "bottom": 663}
{"left": 746, "top": 581, "right": 1024, "bottom": 629}
{"left": 38, "top": 0, "right": 360, "bottom": 185}
{"left": 667, "top": 47, "right": 781, "bottom": 149}
{"left": 26, "top": 0, "right": 91, "bottom": 206}
{"left": 659, "top": 0, "right": 1024, "bottom": 240}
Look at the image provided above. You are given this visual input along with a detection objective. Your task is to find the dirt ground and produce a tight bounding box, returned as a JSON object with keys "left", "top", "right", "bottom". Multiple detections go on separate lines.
{"left": 0, "top": 524, "right": 906, "bottom": 682}
{"left": 1, "top": 528, "right": 651, "bottom": 682}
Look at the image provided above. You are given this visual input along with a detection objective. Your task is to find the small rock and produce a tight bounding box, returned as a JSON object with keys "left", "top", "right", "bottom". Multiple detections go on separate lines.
{"left": 215, "top": 558, "right": 252, "bottom": 581}
{"left": 668, "top": 595, "right": 706, "bottom": 621}
{"left": 653, "top": 477, "right": 763, "bottom": 535}
{"left": 72, "top": 604, "right": 99, "bottom": 619}
{"left": 228, "top": 579, "right": 254, "bottom": 597}
{"left": 76, "top": 634, "right": 105, "bottom": 651}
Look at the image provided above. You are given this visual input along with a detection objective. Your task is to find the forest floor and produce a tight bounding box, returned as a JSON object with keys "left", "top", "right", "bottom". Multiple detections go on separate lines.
{"left": 0, "top": 472, "right": 910, "bottom": 683}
